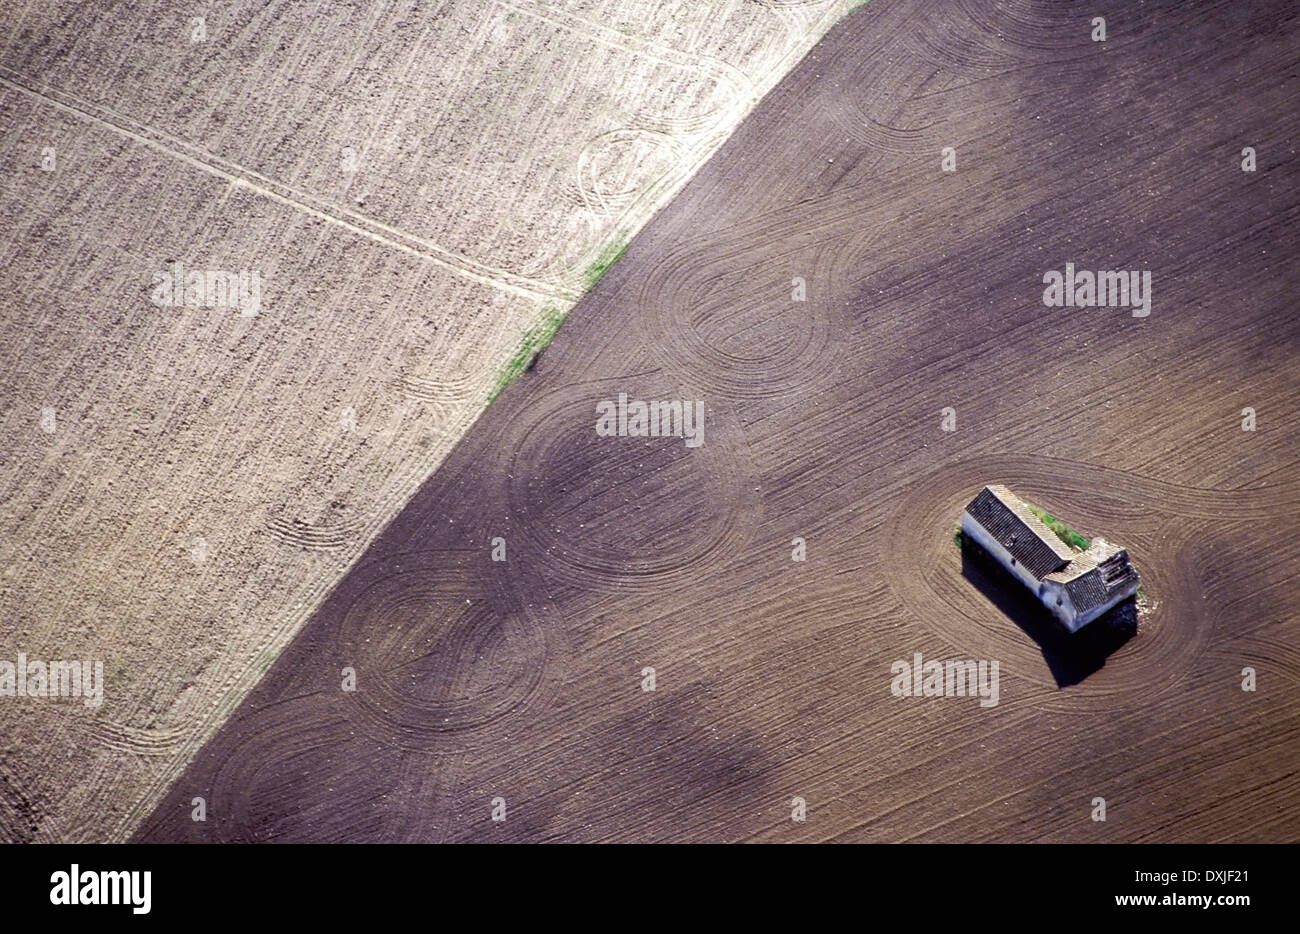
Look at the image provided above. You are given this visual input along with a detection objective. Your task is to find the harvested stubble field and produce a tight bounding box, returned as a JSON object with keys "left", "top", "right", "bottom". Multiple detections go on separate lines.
{"left": 0, "top": 0, "right": 858, "bottom": 842}
{"left": 136, "top": 0, "right": 1300, "bottom": 842}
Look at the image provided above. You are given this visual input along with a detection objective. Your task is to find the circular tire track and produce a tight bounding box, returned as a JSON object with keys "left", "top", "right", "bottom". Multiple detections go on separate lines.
{"left": 397, "top": 370, "right": 479, "bottom": 421}
{"left": 883, "top": 457, "right": 1221, "bottom": 712}
{"left": 196, "top": 550, "right": 558, "bottom": 839}
{"left": 265, "top": 513, "right": 366, "bottom": 551}
{"left": 322, "top": 554, "right": 552, "bottom": 751}
{"left": 90, "top": 720, "right": 187, "bottom": 757}
{"left": 826, "top": 54, "right": 945, "bottom": 155}
{"left": 199, "top": 698, "right": 357, "bottom": 843}
{"left": 637, "top": 233, "right": 849, "bottom": 400}
{"left": 908, "top": 0, "right": 1091, "bottom": 75}
{"left": 504, "top": 382, "right": 761, "bottom": 596}
{"left": 577, "top": 128, "right": 685, "bottom": 215}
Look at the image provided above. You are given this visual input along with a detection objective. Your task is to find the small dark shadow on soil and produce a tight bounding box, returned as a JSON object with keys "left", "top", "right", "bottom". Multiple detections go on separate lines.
{"left": 960, "top": 541, "right": 1136, "bottom": 688}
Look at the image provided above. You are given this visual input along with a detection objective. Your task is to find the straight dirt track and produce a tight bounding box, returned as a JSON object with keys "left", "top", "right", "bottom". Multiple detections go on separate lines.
{"left": 138, "top": 0, "right": 1300, "bottom": 843}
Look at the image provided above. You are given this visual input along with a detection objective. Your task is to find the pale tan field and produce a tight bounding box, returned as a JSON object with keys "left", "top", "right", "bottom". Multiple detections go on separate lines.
{"left": 0, "top": 0, "right": 855, "bottom": 842}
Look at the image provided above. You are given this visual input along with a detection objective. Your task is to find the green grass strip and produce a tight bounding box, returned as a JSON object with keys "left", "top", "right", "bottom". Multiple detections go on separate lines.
{"left": 582, "top": 240, "right": 628, "bottom": 291}
{"left": 488, "top": 237, "right": 629, "bottom": 405}
{"left": 487, "top": 305, "right": 568, "bottom": 404}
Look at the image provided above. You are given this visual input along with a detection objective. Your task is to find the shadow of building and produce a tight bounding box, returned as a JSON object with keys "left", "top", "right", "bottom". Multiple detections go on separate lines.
{"left": 960, "top": 537, "right": 1136, "bottom": 688}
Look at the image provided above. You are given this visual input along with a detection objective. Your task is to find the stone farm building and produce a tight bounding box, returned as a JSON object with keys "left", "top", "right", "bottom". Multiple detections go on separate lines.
{"left": 961, "top": 485, "right": 1140, "bottom": 632}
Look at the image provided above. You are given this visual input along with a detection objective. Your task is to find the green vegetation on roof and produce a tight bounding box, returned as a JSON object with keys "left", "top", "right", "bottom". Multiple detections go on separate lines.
{"left": 1024, "top": 503, "right": 1091, "bottom": 553}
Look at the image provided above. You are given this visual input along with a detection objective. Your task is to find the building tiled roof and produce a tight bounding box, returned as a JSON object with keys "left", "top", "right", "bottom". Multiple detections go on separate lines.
{"left": 963, "top": 485, "right": 1075, "bottom": 580}
{"left": 1063, "top": 570, "right": 1110, "bottom": 613}
{"left": 1043, "top": 538, "right": 1140, "bottom": 613}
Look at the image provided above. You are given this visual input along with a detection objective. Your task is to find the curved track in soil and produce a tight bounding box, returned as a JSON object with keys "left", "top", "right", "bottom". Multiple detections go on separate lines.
{"left": 137, "top": 0, "right": 1300, "bottom": 843}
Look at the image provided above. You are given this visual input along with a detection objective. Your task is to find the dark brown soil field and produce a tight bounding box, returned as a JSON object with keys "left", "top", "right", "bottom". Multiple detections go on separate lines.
{"left": 137, "top": 0, "right": 1300, "bottom": 843}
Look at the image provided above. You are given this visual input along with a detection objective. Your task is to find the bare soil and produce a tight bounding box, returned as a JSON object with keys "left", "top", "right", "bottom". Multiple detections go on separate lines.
{"left": 138, "top": 0, "right": 1300, "bottom": 842}
{"left": 0, "top": 0, "right": 855, "bottom": 842}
